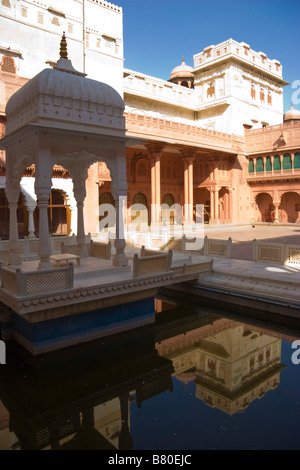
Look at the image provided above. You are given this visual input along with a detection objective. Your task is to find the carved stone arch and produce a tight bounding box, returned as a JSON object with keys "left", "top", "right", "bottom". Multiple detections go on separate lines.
{"left": 278, "top": 190, "right": 300, "bottom": 204}
{"left": 279, "top": 191, "right": 300, "bottom": 223}
{"left": 255, "top": 192, "right": 274, "bottom": 223}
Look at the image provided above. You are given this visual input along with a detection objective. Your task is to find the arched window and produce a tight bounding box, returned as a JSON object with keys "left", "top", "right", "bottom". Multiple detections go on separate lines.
{"left": 267, "top": 91, "right": 272, "bottom": 105}
{"left": 137, "top": 161, "right": 147, "bottom": 177}
{"left": 283, "top": 153, "right": 292, "bottom": 170}
{"left": 99, "top": 192, "right": 115, "bottom": 229}
{"left": 248, "top": 158, "right": 254, "bottom": 173}
{"left": 35, "top": 189, "right": 71, "bottom": 236}
{"left": 207, "top": 83, "right": 215, "bottom": 98}
{"left": 260, "top": 88, "right": 265, "bottom": 103}
{"left": 273, "top": 155, "right": 281, "bottom": 171}
{"left": 294, "top": 152, "right": 300, "bottom": 169}
{"left": 1, "top": 56, "right": 16, "bottom": 74}
{"left": 256, "top": 157, "right": 264, "bottom": 173}
{"left": 162, "top": 193, "right": 175, "bottom": 206}
{"left": 251, "top": 84, "right": 256, "bottom": 99}
{"left": 132, "top": 193, "right": 148, "bottom": 226}
{"left": 266, "top": 156, "right": 272, "bottom": 172}
{"left": 99, "top": 191, "right": 115, "bottom": 206}
{"left": 52, "top": 16, "right": 60, "bottom": 26}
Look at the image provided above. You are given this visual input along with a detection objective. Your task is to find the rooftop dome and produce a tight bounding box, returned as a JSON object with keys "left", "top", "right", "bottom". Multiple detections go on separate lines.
{"left": 5, "top": 33, "right": 125, "bottom": 137}
{"left": 170, "top": 57, "right": 194, "bottom": 80}
{"left": 284, "top": 104, "right": 300, "bottom": 122}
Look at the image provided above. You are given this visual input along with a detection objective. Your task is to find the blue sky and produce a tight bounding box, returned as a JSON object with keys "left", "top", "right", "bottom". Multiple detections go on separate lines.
{"left": 120, "top": 0, "right": 300, "bottom": 112}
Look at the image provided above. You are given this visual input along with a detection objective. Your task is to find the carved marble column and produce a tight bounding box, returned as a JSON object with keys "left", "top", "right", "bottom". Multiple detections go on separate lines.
{"left": 274, "top": 202, "right": 280, "bottom": 223}
{"left": 5, "top": 156, "right": 22, "bottom": 267}
{"left": 73, "top": 183, "right": 88, "bottom": 258}
{"left": 147, "top": 144, "right": 163, "bottom": 229}
{"left": 36, "top": 188, "right": 53, "bottom": 270}
{"left": 182, "top": 155, "right": 194, "bottom": 224}
{"left": 7, "top": 199, "right": 22, "bottom": 267}
{"left": 26, "top": 203, "right": 37, "bottom": 238}
{"left": 210, "top": 189, "right": 215, "bottom": 223}
{"left": 214, "top": 187, "right": 220, "bottom": 223}
{"left": 113, "top": 192, "right": 128, "bottom": 267}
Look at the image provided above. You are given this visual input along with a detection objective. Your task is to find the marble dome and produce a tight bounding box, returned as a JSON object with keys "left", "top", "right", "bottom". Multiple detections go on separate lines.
{"left": 5, "top": 36, "right": 125, "bottom": 137}
{"left": 170, "top": 57, "right": 194, "bottom": 80}
{"left": 283, "top": 104, "right": 300, "bottom": 122}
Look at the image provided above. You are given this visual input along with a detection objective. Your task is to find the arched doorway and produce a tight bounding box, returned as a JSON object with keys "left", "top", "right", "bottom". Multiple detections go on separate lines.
{"left": 48, "top": 190, "right": 71, "bottom": 235}
{"left": 99, "top": 191, "right": 115, "bottom": 229}
{"left": 162, "top": 193, "right": 175, "bottom": 225}
{"left": 194, "top": 188, "right": 210, "bottom": 223}
{"left": 255, "top": 193, "right": 274, "bottom": 222}
{"left": 279, "top": 192, "right": 300, "bottom": 223}
{"left": 132, "top": 193, "right": 149, "bottom": 227}
{"left": 34, "top": 189, "right": 71, "bottom": 237}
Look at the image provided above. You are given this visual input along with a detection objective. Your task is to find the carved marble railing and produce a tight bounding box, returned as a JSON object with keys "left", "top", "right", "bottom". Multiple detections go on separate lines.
{"left": 204, "top": 236, "right": 232, "bottom": 258}
{"left": 133, "top": 251, "right": 173, "bottom": 278}
{"left": 172, "top": 260, "right": 214, "bottom": 277}
{"left": 124, "top": 112, "right": 245, "bottom": 153}
{"left": 90, "top": 240, "right": 112, "bottom": 259}
{"left": 0, "top": 234, "right": 92, "bottom": 263}
{"left": 0, "top": 264, "right": 74, "bottom": 296}
{"left": 253, "top": 239, "right": 300, "bottom": 267}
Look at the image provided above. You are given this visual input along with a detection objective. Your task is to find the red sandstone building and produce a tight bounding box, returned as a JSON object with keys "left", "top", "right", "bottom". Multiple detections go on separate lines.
{"left": 0, "top": 1, "right": 300, "bottom": 239}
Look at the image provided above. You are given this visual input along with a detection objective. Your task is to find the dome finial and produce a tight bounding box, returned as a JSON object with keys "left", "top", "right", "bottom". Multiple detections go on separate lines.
{"left": 182, "top": 56, "right": 185, "bottom": 64}
{"left": 60, "top": 32, "right": 68, "bottom": 59}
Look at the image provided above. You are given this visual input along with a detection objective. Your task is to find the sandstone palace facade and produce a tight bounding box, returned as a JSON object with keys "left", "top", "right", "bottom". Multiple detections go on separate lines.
{"left": 1, "top": 0, "right": 300, "bottom": 240}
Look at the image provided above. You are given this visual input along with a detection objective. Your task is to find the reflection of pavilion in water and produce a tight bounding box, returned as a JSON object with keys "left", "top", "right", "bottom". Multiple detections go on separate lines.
{"left": 0, "top": 324, "right": 173, "bottom": 450}
{"left": 155, "top": 303, "right": 287, "bottom": 415}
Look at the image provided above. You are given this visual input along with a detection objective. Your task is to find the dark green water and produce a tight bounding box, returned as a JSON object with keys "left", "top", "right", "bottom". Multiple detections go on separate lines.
{"left": 0, "top": 301, "right": 299, "bottom": 451}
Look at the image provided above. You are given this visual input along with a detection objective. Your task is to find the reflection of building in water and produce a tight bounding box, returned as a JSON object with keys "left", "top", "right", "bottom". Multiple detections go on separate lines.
{"left": 156, "top": 310, "right": 286, "bottom": 415}
{"left": 0, "top": 324, "right": 173, "bottom": 450}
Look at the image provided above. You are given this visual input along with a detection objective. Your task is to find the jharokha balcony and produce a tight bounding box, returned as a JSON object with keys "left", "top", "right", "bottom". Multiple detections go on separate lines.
{"left": 247, "top": 153, "right": 300, "bottom": 183}
{"left": 245, "top": 120, "right": 300, "bottom": 183}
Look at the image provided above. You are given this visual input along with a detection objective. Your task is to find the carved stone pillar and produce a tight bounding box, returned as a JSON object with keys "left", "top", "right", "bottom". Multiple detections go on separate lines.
{"left": 26, "top": 203, "right": 36, "bottom": 238}
{"left": 271, "top": 155, "right": 274, "bottom": 175}
{"left": 280, "top": 154, "right": 283, "bottom": 175}
{"left": 228, "top": 188, "right": 233, "bottom": 222}
{"left": 210, "top": 188, "right": 215, "bottom": 222}
{"left": 5, "top": 157, "right": 22, "bottom": 267}
{"left": 147, "top": 144, "right": 163, "bottom": 228}
{"left": 36, "top": 189, "right": 53, "bottom": 270}
{"left": 73, "top": 167, "right": 88, "bottom": 258}
{"left": 7, "top": 200, "right": 22, "bottom": 267}
{"left": 291, "top": 153, "right": 295, "bottom": 174}
{"left": 35, "top": 136, "right": 53, "bottom": 270}
{"left": 274, "top": 202, "right": 280, "bottom": 223}
{"left": 182, "top": 155, "right": 194, "bottom": 224}
{"left": 113, "top": 192, "right": 128, "bottom": 267}
{"left": 214, "top": 187, "right": 220, "bottom": 223}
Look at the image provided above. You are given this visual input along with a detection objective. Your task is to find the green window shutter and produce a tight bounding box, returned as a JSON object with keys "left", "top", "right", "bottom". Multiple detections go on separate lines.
{"left": 256, "top": 157, "right": 264, "bottom": 172}
{"left": 294, "top": 152, "right": 300, "bottom": 169}
{"left": 283, "top": 153, "right": 292, "bottom": 170}
{"left": 273, "top": 155, "right": 281, "bottom": 170}
{"left": 266, "top": 156, "right": 272, "bottom": 172}
{"left": 248, "top": 159, "right": 254, "bottom": 173}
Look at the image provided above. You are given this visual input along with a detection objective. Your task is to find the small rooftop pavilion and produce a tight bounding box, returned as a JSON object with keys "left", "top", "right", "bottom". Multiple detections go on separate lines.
{"left": 1, "top": 33, "right": 128, "bottom": 270}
